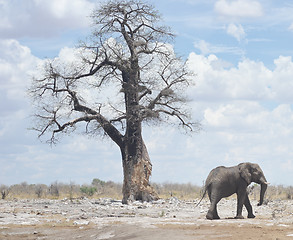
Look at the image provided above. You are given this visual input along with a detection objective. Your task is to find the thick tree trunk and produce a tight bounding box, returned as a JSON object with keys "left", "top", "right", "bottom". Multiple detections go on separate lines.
{"left": 121, "top": 139, "right": 158, "bottom": 204}
{"left": 119, "top": 59, "right": 159, "bottom": 204}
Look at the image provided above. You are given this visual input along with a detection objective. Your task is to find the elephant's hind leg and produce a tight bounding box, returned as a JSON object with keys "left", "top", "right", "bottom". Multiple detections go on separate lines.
{"left": 213, "top": 206, "right": 220, "bottom": 219}
{"left": 206, "top": 202, "right": 220, "bottom": 220}
{"left": 206, "top": 193, "right": 221, "bottom": 220}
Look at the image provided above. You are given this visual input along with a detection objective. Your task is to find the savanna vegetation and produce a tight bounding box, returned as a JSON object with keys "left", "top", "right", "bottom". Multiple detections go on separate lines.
{"left": 0, "top": 180, "right": 292, "bottom": 202}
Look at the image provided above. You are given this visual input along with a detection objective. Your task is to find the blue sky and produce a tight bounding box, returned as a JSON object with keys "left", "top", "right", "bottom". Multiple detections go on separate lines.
{"left": 1, "top": 0, "right": 293, "bottom": 187}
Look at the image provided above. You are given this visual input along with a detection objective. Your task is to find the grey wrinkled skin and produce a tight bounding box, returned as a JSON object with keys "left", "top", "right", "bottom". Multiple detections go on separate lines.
{"left": 202, "top": 162, "right": 268, "bottom": 220}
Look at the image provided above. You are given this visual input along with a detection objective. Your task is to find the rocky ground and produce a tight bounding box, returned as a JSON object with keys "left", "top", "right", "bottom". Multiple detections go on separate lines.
{"left": 0, "top": 197, "right": 292, "bottom": 239}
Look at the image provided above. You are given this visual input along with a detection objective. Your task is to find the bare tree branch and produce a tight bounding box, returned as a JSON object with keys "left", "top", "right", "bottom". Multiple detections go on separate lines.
{"left": 30, "top": 0, "right": 198, "bottom": 151}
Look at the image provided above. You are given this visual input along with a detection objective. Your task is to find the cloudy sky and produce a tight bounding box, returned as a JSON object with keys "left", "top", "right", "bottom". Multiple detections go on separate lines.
{"left": 1, "top": 0, "right": 293, "bottom": 187}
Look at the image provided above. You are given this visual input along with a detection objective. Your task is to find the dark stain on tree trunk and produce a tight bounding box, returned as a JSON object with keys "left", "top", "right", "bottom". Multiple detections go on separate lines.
{"left": 121, "top": 138, "right": 158, "bottom": 204}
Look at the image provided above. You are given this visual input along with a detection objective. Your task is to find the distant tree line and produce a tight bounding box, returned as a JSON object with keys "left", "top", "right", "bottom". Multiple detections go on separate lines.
{"left": 0, "top": 181, "right": 292, "bottom": 201}
{"left": 0, "top": 179, "right": 122, "bottom": 200}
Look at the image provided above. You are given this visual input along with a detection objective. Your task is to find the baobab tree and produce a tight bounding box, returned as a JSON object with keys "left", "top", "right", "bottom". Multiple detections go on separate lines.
{"left": 30, "top": 0, "right": 199, "bottom": 203}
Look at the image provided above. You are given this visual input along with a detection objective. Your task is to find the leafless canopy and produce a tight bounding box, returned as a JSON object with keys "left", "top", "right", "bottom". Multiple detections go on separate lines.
{"left": 29, "top": 0, "right": 198, "bottom": 146}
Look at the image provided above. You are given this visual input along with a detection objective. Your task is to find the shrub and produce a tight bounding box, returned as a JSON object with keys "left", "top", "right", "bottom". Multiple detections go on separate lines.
{"left": 80, "top": 186, "right": 97, "bottom": 196}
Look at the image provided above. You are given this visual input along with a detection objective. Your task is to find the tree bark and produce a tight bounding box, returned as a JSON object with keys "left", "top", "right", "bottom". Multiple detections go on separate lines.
{"left": 118, "top": 58, "right": 158, "bottom": 203}
{"left": 121, "top": 138, "right": 158, "bottom": 204}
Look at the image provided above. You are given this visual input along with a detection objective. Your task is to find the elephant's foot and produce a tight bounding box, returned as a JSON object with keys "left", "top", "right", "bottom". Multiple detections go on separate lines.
{"left": 206, "top": 211, "right": 220, "bottom": 220}
{"left": 206, "top": 212, "right": 213, "bottom": 220}
{"left": 235, "top": 215, "right": 244, "bottom": 219}
{"left": 248, "top": 213, "right": 256, "bottom": 218}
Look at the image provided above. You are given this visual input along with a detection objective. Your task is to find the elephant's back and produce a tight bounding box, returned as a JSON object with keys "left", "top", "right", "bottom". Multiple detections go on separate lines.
{"left": 205, "top": 166, "right": 235, "bottom": 186}
{"left": 205, "top": 166, "right": 226, "bottom": 186}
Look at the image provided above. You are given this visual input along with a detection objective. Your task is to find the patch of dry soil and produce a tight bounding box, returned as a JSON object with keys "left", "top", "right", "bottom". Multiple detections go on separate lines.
{"left": 0, "top": 198, "right": 292, "bottom": 239}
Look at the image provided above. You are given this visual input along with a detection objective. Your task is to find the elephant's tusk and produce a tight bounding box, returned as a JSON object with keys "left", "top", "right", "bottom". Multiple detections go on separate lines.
{"left": 263, "top": 182, "right": 270, "bottom": 185}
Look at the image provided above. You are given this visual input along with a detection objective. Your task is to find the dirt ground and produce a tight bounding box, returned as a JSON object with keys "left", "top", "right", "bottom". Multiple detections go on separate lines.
{"left": 1, "top": 222, "right": 293, "bottom": 240}
{"left": 0, "top": 198, "right": 292, "bottom": 239}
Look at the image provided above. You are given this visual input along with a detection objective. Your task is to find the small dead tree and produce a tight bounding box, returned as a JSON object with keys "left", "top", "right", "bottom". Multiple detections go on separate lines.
{"left": 35, "top": 184, "right": 45, "bottom": 198}
{"left": 0, "top": 185, "right": 10, "bottom": 200}
{"left": 29, "top": 0, "right": 199, "bottom": 203}
{"left": 49, "top": 182, "right": 59, "bottom": 198}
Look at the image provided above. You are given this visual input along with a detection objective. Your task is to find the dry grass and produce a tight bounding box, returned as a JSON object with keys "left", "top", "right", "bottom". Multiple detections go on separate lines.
{"left": 0, "top": 180, "right": 292, "bottom": 201}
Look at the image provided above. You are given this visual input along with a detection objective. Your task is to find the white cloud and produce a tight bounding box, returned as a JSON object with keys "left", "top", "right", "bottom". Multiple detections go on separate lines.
{"left": 187, "top": 52, "right": 273, "bottom": 101}
{"left": 193, "top": 39, "right": 244, "bottom": 56}
{"left": 214, "top": 0, "right": 263, "bottom": 19}
{"left": 183, "top": 52, "right": 293, "bottom": 185}
{"left": 0, "top": 0, "right": 95, "bottom": 39}
{"left": 271, "top": 56, "right": 293, "bottom": 102}
{"left": 0, "top": 39, "right": 40, "bottom": 103}
{"left": 226, "top": 23, "right": 246, "bottom": 42}
{"left": 187, "top": 53, "right": 293, "bottom": 103}
{"left": 0, "top": 39, "right": 41, "bottom": 165}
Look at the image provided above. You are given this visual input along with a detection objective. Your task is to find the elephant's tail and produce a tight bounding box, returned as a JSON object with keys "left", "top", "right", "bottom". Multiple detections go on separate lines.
{"left": 195, "top": 187, "right": 207, "bottom": 207}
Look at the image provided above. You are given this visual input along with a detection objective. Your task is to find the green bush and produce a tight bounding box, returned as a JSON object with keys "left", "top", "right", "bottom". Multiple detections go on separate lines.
{"left": 80, "top": 186, "right": 97, "bottom": 196}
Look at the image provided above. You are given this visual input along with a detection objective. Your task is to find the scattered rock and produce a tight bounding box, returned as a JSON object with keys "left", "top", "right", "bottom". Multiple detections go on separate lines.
{"left": 73, "top": 220, "right": 90, "bottom": 225}
{"left": 169, "top": 197, "right": 180, "bottom": 204}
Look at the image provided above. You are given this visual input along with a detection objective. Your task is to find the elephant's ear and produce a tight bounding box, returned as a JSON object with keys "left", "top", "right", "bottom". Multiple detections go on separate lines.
{"left": 239, "top": 163, "right": 252, "bottom": 185}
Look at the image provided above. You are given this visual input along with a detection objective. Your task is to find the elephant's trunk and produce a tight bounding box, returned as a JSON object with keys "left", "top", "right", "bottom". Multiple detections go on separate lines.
{"left": 258, "top": 179, "right": 268, "bottom": 206}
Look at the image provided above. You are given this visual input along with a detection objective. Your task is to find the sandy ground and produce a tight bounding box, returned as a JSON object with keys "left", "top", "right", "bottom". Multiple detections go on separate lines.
{"left": 0, "top": 197, "right": 292, "bottom": 239}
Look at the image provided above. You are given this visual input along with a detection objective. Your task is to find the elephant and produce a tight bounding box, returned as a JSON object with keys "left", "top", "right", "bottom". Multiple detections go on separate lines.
{"left": 198, "top": 162, "right": 268, "bottom": 220}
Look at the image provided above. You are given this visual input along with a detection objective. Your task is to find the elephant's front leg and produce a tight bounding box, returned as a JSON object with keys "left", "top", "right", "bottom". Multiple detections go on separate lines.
{"left": 235, "top": 191, "right": 246, "bottom": 219}
{"left": 244, "top": 194, "right": 255, "bottom": 218}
